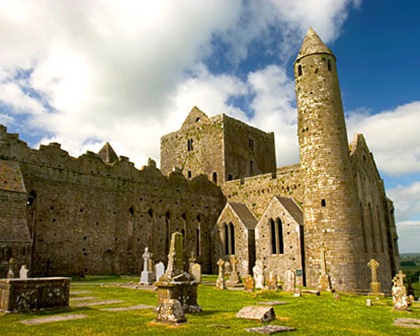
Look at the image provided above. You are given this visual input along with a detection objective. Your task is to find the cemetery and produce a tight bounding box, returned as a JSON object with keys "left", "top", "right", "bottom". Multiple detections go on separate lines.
{"left": 0, "top": 236, "right": 420, "bottom": 335}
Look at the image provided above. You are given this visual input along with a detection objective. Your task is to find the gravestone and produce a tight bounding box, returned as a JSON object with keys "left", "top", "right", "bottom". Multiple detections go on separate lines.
{"left": 7, "top": 258, "right": 15, "bottom": 279}
{"left": 191, "top": 263, "right": 201, "bottom": 283}
{"left": 367, "top": 259, "right": 384, "bottom": 296}
{"left": 245, "top": 326, "right": 296, "bottom": 334}
{"left": 189, "top": 252, "right": 196, "bottom": 273}
{"left": 155, "top": 232, "right": 201, "bottom": 324}
{"left": 155, "top": 262, "right": 165, "bottom": 282}
{"left": 236, "top": 306, "right": 275, "bottom": 322}
{"left": 216, "top": 259, "right": 226, "bottom": 289}
{"left": 156, "top": 299, "right": 186, "bottom": 325}
{"left": 148, "top": 252, "right": 156, "bottom": 282}
{"left": 253, "top": 260, "right": 264, "bottom": 289}
{"left": 283, "top": 269, "right": 296, "bottom": 292}
{"left": 226, "top": 255, "right": 242, "bottom": 287}
{"left": 224, "top": 261, "right": 231, "bottom": 276}
{"left": 266, "top": 272, "right": 278, "bottom": 291}
{"left": 19, "top": 265, "right": 29, "bottom": 279}
{"left": 392, "top": 271, "right": 411, "bottom": 311}
{"left": 244, "top": 275, "right": 254, "bottom": 292}
{"left": 140, "top": 247, "right": 153, "bottom": 285}
{"left": 319, "top": 244, "right": 332, "bottom": 291}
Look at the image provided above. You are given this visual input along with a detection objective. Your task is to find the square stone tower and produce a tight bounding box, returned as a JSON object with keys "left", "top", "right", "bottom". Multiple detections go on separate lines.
{"left": 160, "top": 106, "right": 276, "bottom": 184}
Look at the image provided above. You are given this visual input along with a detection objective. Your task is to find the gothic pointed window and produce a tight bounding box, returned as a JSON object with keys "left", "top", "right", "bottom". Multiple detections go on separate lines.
{"left": 270, "top": 218, "right": 284, "bottom": 255}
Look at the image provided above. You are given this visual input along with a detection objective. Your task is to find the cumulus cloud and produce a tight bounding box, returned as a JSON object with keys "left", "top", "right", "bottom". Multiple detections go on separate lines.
{"left": 0, "top": 0, "right": 361, "bottom": 166}
{"left": 347, "top": 101, "right": 420, "bottom": 176}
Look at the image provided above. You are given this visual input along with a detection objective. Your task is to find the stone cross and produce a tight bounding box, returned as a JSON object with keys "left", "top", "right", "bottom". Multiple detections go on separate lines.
{"left": 397, "top": 270, "right": 406, "bottom": 286}
{"left": 367, "top": 259, "right": 379, "bottom": 283}
{"left": 230, "top": 255, "right": 238, "bottom": 273}
{"left": 19, "top": 265, "right": 29, "bottom": 279}
{"left": 216, "top": 259, "right": 226, "bottom": 289}
{"left": 142, "top": 247, "right": 150, "bottom": 272}
{"left": 7, "top": 258, "right": 15, "bottom": 279}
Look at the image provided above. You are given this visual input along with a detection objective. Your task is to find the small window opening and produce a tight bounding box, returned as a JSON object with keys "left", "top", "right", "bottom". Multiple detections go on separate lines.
{"left": 298, "top": 64, "right": 302, "bottom": 76}
{"left": 187, "top": 138, "right": 194, "bottom": 151}
{"left": 188, "top": 170, "right": 192, "bottom": 179}
{"left": 228, "top": 174, "right": 233, "bottom": 181}
{"left": 212, "top": 172, "right": 217, "bottom": 184}
{"left": 248, "top": 138, "right": 254, "bottom": 151}
{"left": 250, "top": 160, "right": 254, "bottom": 174}
{"left": 327, "top": 60, "right": 331, "bottom": 71}
{"left": 321, "top": 199, "right": 326, "bottom": 207}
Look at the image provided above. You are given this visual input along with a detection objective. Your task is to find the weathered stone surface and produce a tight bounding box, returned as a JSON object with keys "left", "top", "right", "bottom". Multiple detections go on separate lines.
{"left": 155, "top": 299, "right": 187, "bottom": 324}
{"left": 394, "top": 318, "right": 420, "bottom": 329}
{"left": 245, "top": 325, "right": 296, "bottom": 334}
{"left": 20, "top": 314, "right": 88, "bottom": 325}
{"left": 236, "top": 306, "right": 275, "bottom": 322}
{"left": 0, "top": 27, "right": 399, "bottom": 296}
{"left": 0, "top": 277, "right": 70, "bottom": 313}
{"left": 155, "top": 232, "right": 201, "bottom": 319}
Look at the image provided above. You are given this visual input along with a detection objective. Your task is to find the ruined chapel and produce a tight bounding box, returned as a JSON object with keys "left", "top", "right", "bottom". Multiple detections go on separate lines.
{"left": 0, "top": 28, "right": 399, "bottom": 293}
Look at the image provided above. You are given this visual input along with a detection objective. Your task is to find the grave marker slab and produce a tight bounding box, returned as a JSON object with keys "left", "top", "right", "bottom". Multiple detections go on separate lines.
{"left": 236, "top": 306, "right": 275, "bottom": 322}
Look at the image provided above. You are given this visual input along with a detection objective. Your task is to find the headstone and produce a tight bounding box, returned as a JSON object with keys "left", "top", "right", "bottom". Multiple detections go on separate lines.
{"left": 394, "top": 318, "right": 420, "bottom": 329}
{"left": 236, "top": 306, "right": 275, "bottom": 322}
{"left": 191, "top": 263, "right": 201, "bottom": 283}
{"left": 392, "top": 271, "right": 411, "bottom": 311}
{"left": 148, "top": 252, "right": 156, "bottom": 282}
{"left": 154, "top": 232, "right": 201, "bottom": 324}
{"left": 366, "top": 299, "right": 372, "bottom": 306}
{"left": 140, "top": 247, "right": 153, "bottom": 285}
{"left": 216, "top": 259, "right": 226, "bottom": 289}
{"left": 245, "top": 326, "right": 296, "bottom": 334}
{"left": 253, "top": 260, "right": 264, "bottom": 289}
{"left": 266, "top": 272, "right": 278, "bottom": 291}
{"left": 244, "top": 275, "right": 254, "bottom": 292}
{"left": 367, "top": 259, "right": 384, "bottom": 296}
{"left": 189, "top": 251, "right": 196, "bottom": 273}
{"left": 7, "top": 258, "right": 15, "bottom": 279}
{"left": 19, "top": 265, "right": 29, "bottom": 279}
{"left": 226, "top": 255, "right": 242, "bottom": 287}
{"left": 283, "top": 269, "right": 296, "bottom": 292}
{"left": 319, "top": 244, "right": 332, "bottom": 291}
{"left": 293, "top": 288, "right": 301, "bottom": 297}
{"left": 155, "top": 262, "right": 165, "bottom": 282}
{"left": 224, "top": 261, "right": 231, "bottom": 276}
{"left": 156, "top": 299, "right": 186, "bottom": 325}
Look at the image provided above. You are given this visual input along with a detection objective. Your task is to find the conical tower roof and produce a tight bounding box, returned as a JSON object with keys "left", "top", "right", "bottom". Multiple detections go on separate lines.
{"left": 98, "top": 142, "right": 118, "bottom": 164}
{"left": 295, "top": 27, "right": 334, "bottom": 62}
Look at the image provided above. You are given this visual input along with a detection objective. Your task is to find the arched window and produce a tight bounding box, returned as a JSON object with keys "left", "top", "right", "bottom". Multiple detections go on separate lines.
{"left": 165, "top": 212, "right": 171, "bottom": 256}
{"left": 270, "top": 218, "right": 284, "bottom": 255}
{"left": 368, "top": 203, "right": 377, "bottom": 253}
{"left": 187, "top": 138, "right": 194, "bottom": 151}
{"left": 298, "top": 64, "right": 302, "bottom": 76}
{"left": 27, "top": 190, "right": 37, "bottom": 206}
{"left": 223, "top": 222, "right": 235, "bottom": 255}
{"left": 360, "top": 203, "right": 368, "bottom": 253}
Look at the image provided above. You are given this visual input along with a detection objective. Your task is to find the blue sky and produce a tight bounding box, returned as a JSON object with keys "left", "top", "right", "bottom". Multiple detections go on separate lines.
{"left": 0, "top": 0, "right": 419, "bottom": 252}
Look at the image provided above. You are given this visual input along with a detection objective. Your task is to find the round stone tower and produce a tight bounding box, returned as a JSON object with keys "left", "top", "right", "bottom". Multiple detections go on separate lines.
{"left": 294, "top": 28, "right": 366, "bottom": 292}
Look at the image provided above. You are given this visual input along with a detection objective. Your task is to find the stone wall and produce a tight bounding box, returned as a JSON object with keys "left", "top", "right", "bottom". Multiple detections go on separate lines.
{"left": 255, "top": 197, "right": 304, "bottom": 286}
{"left": 222, "top": 165, "right": 303, "bottom": 219}
{"left": 160, "top": 107, "right": 276, "bottom": 185}
{"left": 0, "top": 125, "right": 225, "bottom": 276}
{"left": 0, "top": 277, "right": 70, "bottom": 313}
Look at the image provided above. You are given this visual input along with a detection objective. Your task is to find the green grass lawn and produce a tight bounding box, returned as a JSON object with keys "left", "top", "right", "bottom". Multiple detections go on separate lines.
{"left": 1, "top": 275, "right": 419, "bottom": 335}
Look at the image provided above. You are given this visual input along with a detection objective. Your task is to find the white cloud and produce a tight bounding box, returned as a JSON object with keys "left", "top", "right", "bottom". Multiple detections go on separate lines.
{"left": 0, "top": 0, "right": 362, "bottom": 167}
{"left": 347, "top": 101, "right": 420, "bottom": 176}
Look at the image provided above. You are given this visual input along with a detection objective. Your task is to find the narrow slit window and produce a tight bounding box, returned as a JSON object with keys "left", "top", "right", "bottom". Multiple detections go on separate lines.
{"left": 298, "top": 64, "right": 302, "bottom": 76}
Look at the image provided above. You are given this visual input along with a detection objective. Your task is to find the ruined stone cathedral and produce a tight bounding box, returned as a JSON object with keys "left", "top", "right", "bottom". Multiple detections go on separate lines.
{"left": 0, "top": 29, "right": 399, "bottom": 293}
